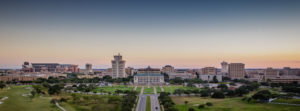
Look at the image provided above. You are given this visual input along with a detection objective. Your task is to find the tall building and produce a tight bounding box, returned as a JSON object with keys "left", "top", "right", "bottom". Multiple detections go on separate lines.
{"left": 264, "top": 67, "right": 279, "bottom": 81}
{"left": 111, "top": 53, "right": 126, "bottom": 78}
{"left": 85, "top": 63, "right": 92, "bottom": 73}
{"left": 221, "top": 61, "right": 228, "bottom": 74}
{"left": 201, "top": 67, "right": 217, "bottom": 75}
{"left": 162, "top": 65, "right": 175, "bottom": 73}
{"left": 125, "top": 67, "right": 134, "bottom": 76}
{"left": 228, "top": 63, "right": 245, "bottom": 79}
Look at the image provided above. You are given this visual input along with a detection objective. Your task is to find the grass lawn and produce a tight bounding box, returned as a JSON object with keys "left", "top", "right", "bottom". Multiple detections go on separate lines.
{"left": 146, "top": 96, "right": 151, "bottom": 111}
{"left": 163, "top": 85, "right": 199, "bottom": 94}
{"left": 0, "top": 85, "right": 60, "bottom": 111}
{"left": 136, "top": 87, "right": 142, "bottom": 94}
{"left": 273, "top": 98, "right": 300, "bottom": 104}
{"left": 172, "top": 96, "right": 300, "bottom": 111}
{"left": 156, "top": 87, "right": 162, "bottom": 93}
{"left": 94, "top": 85, "right": 134, "bottom": 94}
{"left": 144, "top": 87, "right": 154, "bottom": 94}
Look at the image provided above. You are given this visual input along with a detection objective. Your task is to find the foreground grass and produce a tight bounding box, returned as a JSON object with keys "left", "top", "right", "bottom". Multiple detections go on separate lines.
{"left": 136, "top": 87, "right": 142, "bottom": 94}
{"left": 143, "top": 87, "right": 154, "bottom": 94}
{"left": 156, "top": 87, "right": 162, "bottom": 93}
{"left": 172, "top": 96, "right": 300, "bottom": 111}
{"left": 273, "top": 98, "right": 300, "bottom": 104}
{"left": 146, "top": 96, "right": 151, "bottom": 111}
{"left": 0, "top": 85, "right": 60, "bottom": 111}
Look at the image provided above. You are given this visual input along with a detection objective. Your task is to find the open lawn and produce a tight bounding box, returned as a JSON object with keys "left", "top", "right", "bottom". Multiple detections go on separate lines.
{"left": 273, "top": 98, "right": 300, "bottom": 104}
{"left": 163, "top": 85, "right": 199, "bottom": 94}
{"left": 58, "top": 93, "right": 122, "bottom": 111}
{"left": 94, "top": 85, "right": 134, "bottom": 94}
{"left": 143, "top": 87, "right": 154, "bottom": 94}
{"left": 156, "top": 87, "right": 162, "bottom": 93}
{"left": 171, "top": 96, "right": 300, "bottom": 111}
{"left": 0, "top": 85, "right": 60, "bottom": 111}
{"left": 136, "top": 87, "right": 142, "bottom": 94}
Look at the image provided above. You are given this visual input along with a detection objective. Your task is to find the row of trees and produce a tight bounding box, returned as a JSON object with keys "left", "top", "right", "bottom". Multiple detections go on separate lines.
{"left": 121, "top": 91, "right": 138, "bottom": 111}
{"left": 0, "top": 82, "right": 6, "bottom": 90}
{"left": 158, "top": 92, "right": 178, "bottom": 111}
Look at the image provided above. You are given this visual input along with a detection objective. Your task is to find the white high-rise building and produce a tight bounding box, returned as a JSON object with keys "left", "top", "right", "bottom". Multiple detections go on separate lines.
{"left": 221, "top": 61, "right": 228, "bottom": 74}
{"left": 111, "top": 53, "right": 126, "bottom": 78}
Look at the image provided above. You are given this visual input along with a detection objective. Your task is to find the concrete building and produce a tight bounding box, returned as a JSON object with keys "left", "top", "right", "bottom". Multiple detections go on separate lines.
{"left": 137, "top": 66, "right": 161, "bottom": 74}
{"left": 57, "top": 64, "right": 79, "bottom": 73}
{"left": 125, "top": 67, "right": 134, "bottom": 76}
{"left": 86, "top": 63, "right": 93, "bottom": 73}
{"left": 221, "top": 61, "right": 228, "bottom": 75}
{"left": 228, "top": 63, "right": 245, "bottom": 79}
{"left": 134, "top": 74, "right": 164, "bottom": 85}
{"left": 282, "top": 67, "right": 300, "bottom": 76}
{"left": 111, "top": 53, "right": 126, "bottom": 78}
{"left": 162, "top": 65, "right": 175, "bottom": 73}
{"left": 31, "top": 63, "right": 60, "bottom": 72}
{"left": 201, "top": 67, "right": 217, "bottom": 75}
{"left": 199, "top": 74, "right": 222, "bottom": 82}
{"left": 264, "top": 67, "right": 279, "bottom": 81}
{"left": 268, "top": 76, "right": 300, "bottom": 84}
{"left": 168, "top": 72, "right": 194, "bottom": 80}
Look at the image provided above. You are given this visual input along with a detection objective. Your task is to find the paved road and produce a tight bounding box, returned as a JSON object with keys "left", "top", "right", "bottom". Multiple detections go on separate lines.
{"left": 136, "top": 95, "right": 147, "bottom": 111}
{"left": 136, "top": 94, "right": 161, "bottom": 111}
{"left": 151, "top": 95, "right": 160, "bottom": 111}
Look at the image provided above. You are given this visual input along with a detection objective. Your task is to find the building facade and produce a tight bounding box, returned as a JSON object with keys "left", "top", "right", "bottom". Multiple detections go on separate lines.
{"left": 137, "top": 66, "right": 161, "bottom": 74}
{"left": 228, "top": 63, "right": 245, "bottom": 79}
{"left": 168, "top": 72, "right": 194, "bottom": 79}
{"left": 134, "top": 73, "right": 164, "bottom": 85}
{"left": 111, "top": 53, "right": 126, "bottom": 78}
{"left": 199, "top": 74, "right": 222, "bottom": 82}
{"left": 221, "top": 61, "right": 228, "bottom": 75}
{"left": 201, "top": 67, "right": 217, "bottom": 75}
{"left": 264, "top": 67, "right": 279, "bottom": 81}
{"left": 162, "top": 65, "right": 175, "bottom": 73}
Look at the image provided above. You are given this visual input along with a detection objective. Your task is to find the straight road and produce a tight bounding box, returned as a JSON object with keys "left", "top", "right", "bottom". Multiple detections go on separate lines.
{"left": 151, "top": 95, "right": 160, "bottom": 111}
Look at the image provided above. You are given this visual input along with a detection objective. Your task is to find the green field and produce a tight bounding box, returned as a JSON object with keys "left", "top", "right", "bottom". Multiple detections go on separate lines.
{"left": 143, "top": 87, "right": 154, "bottom": 94}
{"left": 171, "top": 96, "right": 300, "bottom": 111}
{"left": 273, "top": 98, "right": 300, "bottom": 104}
{"left": 0, "top": 85, "right": 60, "bottom": 111}
{"left": 146, "top": 96, "right": 151, "bottom": 111}
{"left": 94, "top": 85, "right": 134, "bottom": 94}
{"left": 156, "top": 87, "right": 162, "bottom": 93}
{"left": 136, "top": 87, "right": 142, "bottom": 94}
{"left": 163, "top": 85, "right": 198, "bottom": 94}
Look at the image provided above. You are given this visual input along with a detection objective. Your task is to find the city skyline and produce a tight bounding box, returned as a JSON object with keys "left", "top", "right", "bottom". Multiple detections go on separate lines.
{"left": 1, "top": 0, "right": 300, "bottom": 69}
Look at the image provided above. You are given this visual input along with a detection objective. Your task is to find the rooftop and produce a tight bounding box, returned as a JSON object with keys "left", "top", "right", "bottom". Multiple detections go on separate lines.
{"left": 135, "top": 73, "right": 163, "bottom": 76}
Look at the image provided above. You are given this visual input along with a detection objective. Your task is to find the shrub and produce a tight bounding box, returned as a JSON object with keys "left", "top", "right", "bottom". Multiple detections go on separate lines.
{"left": 198, "top": 104, "right": 205, "bottom": 109}
{"left": 188, "top": 107, "right": 195, "bottom": 111}
{"left": 211, "top": 91, "right": 225, "bottom": 98}
{"left": 206, "top": 102, "right": 213, "bottom": 106}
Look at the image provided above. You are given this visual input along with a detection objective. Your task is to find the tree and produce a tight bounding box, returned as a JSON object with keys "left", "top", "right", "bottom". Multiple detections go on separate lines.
{"left": 0, "top": 82, "right": 6, "bottom": 90}
{"left": 217, "top": 84, "right": 228, "bottom": 90}
{"left": 198, "top": 104, "right": 205, "bottom": 109}
{"left": 213, "top": 76, "right": 218, "bottom": 83}
{"left": 184, "top": 101, "right": 189, "bottom": 105}
{"left": 48, "top": 85, "right": 62, "bottom": 95}
{"left": 234, "top": 86, "right": 249, "bottom": 96}
{"left": 252, "top": 90, "right": 271, "bottom": 102}
{"left": 188, "top": 108, "right": 195, "bottom": 111}
{"left": 211, "top": 91, "right": 225, "bottom": 98}
{"left": 200, "top": 89, "right": 210, "bottom": 97}
{"left": 206, "top": 102, "right": 213, "bottom": 106}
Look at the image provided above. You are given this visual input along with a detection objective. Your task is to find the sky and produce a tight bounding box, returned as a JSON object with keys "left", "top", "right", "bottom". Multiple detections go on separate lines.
{"left": 0, "top": 0, "right": 300, "bottom": 69}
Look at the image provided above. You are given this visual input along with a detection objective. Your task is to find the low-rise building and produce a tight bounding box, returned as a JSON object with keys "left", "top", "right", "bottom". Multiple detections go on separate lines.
{"left": 134, "top": 73, "right": 164, "bottom": 85}
{"left": 168, "top": 72, "right": 194, "bottom": 79}
{"left": 199, "top": 74, "right": 222, "bottom": 82}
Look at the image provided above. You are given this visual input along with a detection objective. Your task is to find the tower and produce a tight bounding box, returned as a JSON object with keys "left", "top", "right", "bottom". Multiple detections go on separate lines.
{"left": 111, "top": 53, "right": 126, "bottom": 78}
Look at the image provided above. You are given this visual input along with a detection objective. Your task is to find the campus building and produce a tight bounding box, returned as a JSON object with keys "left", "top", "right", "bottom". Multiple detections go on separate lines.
{"left": 111, "top": 53, "right": 126, "bottom": 78}
{"left": 264, "top": 67, "right": 279, "bottom": 81}
{"left": 134, "top": 66, "right": 164, "bottom": 85}
{"left": 221, "top": 61, "right": 228, "bottom": 75}
{"left": 201, "top": 67, "right": 217, "bottom": 75}
{"left": 228, "top": 63, "right": 245, "bottom": 79}
{"left": 161, "top": 65, "right": 175, "bottom": 73}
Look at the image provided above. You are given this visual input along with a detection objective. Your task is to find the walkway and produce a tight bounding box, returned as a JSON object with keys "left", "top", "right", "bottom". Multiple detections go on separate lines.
{"left": 55, "top": 102, "right": 67, "bottom": 111}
